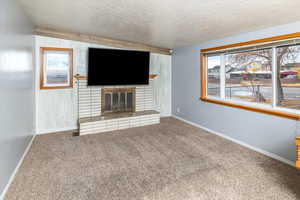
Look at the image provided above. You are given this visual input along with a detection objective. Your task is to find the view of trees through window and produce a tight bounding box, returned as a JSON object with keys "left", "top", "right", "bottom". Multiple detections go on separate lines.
{"left": 277, "top": 45, "right": 300, "bottom": 110}
{"left": 225, "top": 49, "right": 272, "bottom": 104}
{"left": 206, "top": 44, "right": 300, "bottom": 111}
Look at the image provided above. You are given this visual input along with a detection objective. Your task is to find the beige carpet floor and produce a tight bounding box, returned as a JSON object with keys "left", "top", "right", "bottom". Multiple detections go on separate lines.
{"left": 5, "top": 117, "right": 300, "bottom": 200}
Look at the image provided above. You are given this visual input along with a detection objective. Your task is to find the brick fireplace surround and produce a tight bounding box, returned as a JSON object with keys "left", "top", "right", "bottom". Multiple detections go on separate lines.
{"left": 76, "top": 76, "right": 160, "bottom": 135}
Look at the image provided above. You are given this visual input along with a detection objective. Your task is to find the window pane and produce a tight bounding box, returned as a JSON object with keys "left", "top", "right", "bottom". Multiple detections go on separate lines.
{"left": 207, "top": 55, "right": 221, "bottom": 97}
{"left": 225, "top": 49, "right": 272, "bottom": 104}
{"left": 44, "top": 50, "right": 70, "bottom": 86}
{"left": 277, "top": 45, "right": 300, "bottom": 110}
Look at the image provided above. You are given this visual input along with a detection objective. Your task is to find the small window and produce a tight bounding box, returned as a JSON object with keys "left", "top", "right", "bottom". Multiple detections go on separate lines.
{"left": 40, "top": 47, "right": 73, "bottom": 89}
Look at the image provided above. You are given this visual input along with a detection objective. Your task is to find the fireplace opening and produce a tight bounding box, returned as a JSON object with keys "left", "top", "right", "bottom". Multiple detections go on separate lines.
{"left": 101, "top": 88, "right": 135, "bottom": 114}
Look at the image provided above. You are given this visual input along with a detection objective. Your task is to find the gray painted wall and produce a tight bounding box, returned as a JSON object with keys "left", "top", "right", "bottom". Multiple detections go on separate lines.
{"left": 172, "top": 21, "right": 300, "bottom": 162}
{"left": 0, "top": 0, "right": 34, "bottom": 197}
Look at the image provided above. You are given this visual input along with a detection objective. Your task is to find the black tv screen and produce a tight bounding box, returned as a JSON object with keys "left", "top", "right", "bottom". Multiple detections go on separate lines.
{"left": 88, "top": 48, "right": 150, "bottom": 86}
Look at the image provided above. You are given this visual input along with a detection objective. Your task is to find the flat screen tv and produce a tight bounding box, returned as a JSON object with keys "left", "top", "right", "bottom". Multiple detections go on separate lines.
{"left": 88, "top": 48, "right": 150, "bottom": 86}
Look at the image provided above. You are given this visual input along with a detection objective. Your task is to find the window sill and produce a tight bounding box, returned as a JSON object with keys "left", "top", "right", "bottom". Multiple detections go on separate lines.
{"left": 199, "top": 97, "right": 300, "bottom": 120}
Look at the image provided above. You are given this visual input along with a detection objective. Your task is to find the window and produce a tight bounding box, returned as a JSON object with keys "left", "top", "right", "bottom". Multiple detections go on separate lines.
{"left": 200, "top": 33, "right": 300, "bottom": 120}
{"left": 225, "top": 49, "right": 272, "bottom": 104}
{"left": 207, "top": 55, "right": 221, "bottom": 97}
{"left": 276, "top": 45, "right": 300, "bottom": 110}
{"left": 40, "top": 47, "right": 73, "bottom": 89}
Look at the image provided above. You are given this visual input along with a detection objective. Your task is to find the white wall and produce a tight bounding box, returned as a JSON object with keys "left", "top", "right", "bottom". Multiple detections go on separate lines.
{"left": 0, "top": 0, "right": 34, "bottom": 197}
{"left": 150, "top": 53, "right": 172, "bottom": 116}
{"left": 172, "top": 21, "right": 300, "bottom": 162}
{"left": 35, "top": 36, "right": 171, "bottom": 134}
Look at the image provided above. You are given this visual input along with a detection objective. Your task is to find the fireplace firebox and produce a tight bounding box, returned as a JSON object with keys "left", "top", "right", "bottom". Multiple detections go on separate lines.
{"left": 101, "top": 88, "right": 135, "bottom": 114}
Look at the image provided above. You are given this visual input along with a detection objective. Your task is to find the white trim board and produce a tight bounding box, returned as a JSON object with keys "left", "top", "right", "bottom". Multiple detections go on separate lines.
{"left": 172, "top": 115, "right": 295, "bottom": 167}
{"left": 0, "top": 135, "right": 36, "bottom": 200}
{"left": 37, "top": 126, "right": 78, "bottom": 135}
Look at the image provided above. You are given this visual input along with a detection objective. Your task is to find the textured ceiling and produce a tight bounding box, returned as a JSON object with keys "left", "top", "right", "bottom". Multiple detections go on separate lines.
{"left": 18, "top": 0, "right": 300, "bottom": 49}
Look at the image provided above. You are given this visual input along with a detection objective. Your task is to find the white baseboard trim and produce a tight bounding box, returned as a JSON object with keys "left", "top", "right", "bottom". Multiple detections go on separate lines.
{"left": 161, "top": 114, "right": 172, "bottom": 117}
{"left": 37, "top": 126, "right": 78, "bottom": 135}
{"left": 0, "top": 135, "right": 36, "bottom": 200}
{"left": 172, "top": 115, "right": 294, "bottom": 167}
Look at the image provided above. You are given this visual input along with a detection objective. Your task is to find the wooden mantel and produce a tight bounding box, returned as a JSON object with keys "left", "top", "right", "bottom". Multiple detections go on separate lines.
{"left": 74, "top": 74, "right": 157, "bottom": 80}
{"left": 296, "top": 137, "right": 300, "bottom": 169}
{"left": 149, "top": 74, "right": 157, "bottom": 79}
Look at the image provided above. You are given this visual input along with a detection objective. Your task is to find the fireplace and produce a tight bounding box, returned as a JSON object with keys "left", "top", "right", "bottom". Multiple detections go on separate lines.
{"left": 77, "top": 76, "right": 160, "bottom": 136}
{"left": 101, "top": 88, "right": 135, "bottom": 114}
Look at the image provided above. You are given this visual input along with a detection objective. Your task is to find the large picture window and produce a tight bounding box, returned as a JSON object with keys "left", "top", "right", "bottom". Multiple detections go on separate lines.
{"left": 201, "top": 33, "right": 300, "bottom": 120}
{"left": 40, "top": 47, "right": 73, "bottom": 89}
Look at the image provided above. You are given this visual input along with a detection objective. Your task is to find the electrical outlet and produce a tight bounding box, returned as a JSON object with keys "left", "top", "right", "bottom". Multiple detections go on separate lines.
{"left": 176, "top": 107, "right": 180, "bottom": 113}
